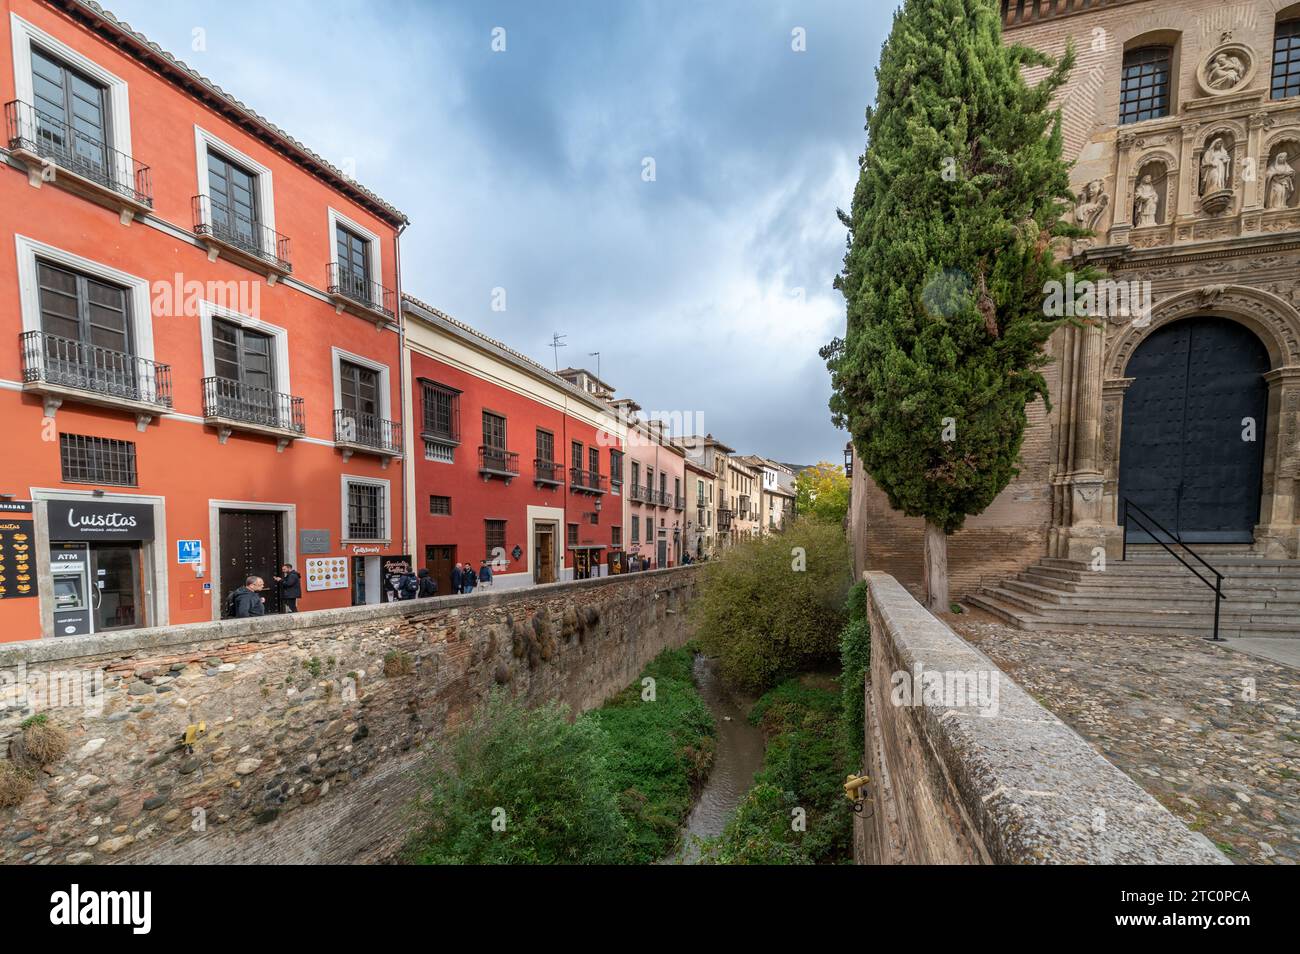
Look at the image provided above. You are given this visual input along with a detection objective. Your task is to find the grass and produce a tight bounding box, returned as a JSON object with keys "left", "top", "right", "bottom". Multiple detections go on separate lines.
{"left": 582, "top": 645, "right": 716, "bottom": 863}
{"left": 699, "top": 675, "right": 853, "bottom": 865}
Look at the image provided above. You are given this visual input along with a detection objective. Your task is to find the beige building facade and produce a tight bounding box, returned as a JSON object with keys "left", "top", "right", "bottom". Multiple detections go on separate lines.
{"left": 854, "top": 0, "right": 1300, "bottom": 597}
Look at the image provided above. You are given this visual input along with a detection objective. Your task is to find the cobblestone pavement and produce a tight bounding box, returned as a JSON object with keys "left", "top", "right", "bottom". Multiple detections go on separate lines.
{"left": 950, "top": 615, "right": 1300, "bottom": 865}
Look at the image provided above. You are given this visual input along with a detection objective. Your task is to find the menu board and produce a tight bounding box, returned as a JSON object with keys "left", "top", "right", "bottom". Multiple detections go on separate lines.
{"left": 0, "top": 517, "right": 36, "bottom": 599}
{"left": 305, "top": 556, "right": 348, "bottom": 592}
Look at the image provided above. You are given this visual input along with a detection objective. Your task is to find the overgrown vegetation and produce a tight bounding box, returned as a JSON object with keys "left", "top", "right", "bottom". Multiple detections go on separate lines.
{"left": 582, "top": 646, "right": 715, "bottom": 863}
{"left": 404, "top": 693, "right": 629, "bottom": 864}
{"left": 699, "top": 677, "right": 853, "bottom": 865}
{"left": 838, "top": 581, "right": 871, "bottom": 767}
{"left": 404, "top": 647, "right": 714, "bottom": 865}
{"left": 692, "top": 518, "right": 852, "bottom": 694}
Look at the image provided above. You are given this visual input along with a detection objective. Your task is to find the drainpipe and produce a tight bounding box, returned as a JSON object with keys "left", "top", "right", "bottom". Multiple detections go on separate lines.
{"left": 394, "top": 220, "right": 409, "bottom": 559}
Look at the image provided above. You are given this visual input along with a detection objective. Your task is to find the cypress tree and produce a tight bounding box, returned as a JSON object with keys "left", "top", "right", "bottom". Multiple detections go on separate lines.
{"left": 825, "top": 0, "right": 1084, "bottom": 611}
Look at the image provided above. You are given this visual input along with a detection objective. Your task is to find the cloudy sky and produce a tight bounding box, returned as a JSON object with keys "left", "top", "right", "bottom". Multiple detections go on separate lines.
{"left": 105, "top": 0, "right": 886, "bottom": 465}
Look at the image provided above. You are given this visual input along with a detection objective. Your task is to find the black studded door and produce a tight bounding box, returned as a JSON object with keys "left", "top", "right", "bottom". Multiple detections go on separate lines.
{"left": 1119, "top": 317, "right": 1269, "bottom": 543}
{"left": 218, "top": 510, "right": 283, "bottom": 616}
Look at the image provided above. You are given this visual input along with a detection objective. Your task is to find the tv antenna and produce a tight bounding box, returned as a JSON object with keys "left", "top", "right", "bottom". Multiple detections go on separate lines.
{"left": 589, "top": 351, "right": 601, "bottom": 380}
{"left": 549, "top": 333, "right": 567, "bottom": 371}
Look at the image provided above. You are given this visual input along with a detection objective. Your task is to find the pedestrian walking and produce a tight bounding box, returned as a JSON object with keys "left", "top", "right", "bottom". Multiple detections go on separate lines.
{"left": 478, "top": 560, "right": 493, "bottom": 588}
{"left": 273, "top": 563, "right": 301, "bottom": 613}
{"left": 451, "top": 562, "right": 463, "bottom": 595}
{"left": 228, "top": 576, "right": 266, "bottom": 618}
{"left": 416, "top": 567, "right": 438, "bottom": 598}
{"left": 462, "top": 563, "right": 477, "bottom": 594}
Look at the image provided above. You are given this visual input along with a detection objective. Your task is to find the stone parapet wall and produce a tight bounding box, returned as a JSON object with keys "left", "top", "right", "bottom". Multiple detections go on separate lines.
{"left": 0, "top": 566, "right": 699, "bottom": 865}
{"left": 855, "top": 570, "right": 1228, "bottom": 864}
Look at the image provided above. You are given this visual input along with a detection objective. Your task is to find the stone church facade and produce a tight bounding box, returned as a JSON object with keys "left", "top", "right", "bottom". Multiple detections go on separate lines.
{"left": 851, "top": 0, "right": 1300, "bottom": 596}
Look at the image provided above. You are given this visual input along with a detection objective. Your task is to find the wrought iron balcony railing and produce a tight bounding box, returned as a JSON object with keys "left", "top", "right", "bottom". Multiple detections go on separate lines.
{"left": 534, "top": 457, "right": 564, "bottom": 485}
{"left": 479, "top": 445, "right": 520, "bottom": 477}
{"left": 629, "top": 483, "right": 650, "bottom": 503}
{"left": 192, "top": 194, "right": 292, "bottom": 273}
{"left": 673, "top": 494, "right": 686, "bottom": 511}
{"left": 21, "top": 331, "right": 171, "bottom": 407}
{"left": 570, "top": 467, "right": 608, "bottom": 494}
{"left": 202, "top": 376, "right": 304, "bottom": 433}
{"left": 717, "top": 508, "right": 734, "bottom": 530}
{"left": 334, "top": 408, "right": 401, "bottom": 455}
{"left": 654, "top": 490, "right": 672, "bottom": 507}
{"left": 327, "top": 262, "right": 395, "bottom": 321}
{"left": 5, "top": 100, "right": 152, "bottom": 208}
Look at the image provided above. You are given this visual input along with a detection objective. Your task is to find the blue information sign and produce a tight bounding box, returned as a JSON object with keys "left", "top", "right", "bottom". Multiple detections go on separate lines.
{"left": 176, "top": 539, "right": 203, "bottom": 564}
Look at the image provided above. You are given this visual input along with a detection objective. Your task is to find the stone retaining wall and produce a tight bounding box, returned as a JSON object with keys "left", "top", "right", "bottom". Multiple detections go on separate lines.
{"left": 855, "top": 571, "right": 1229, "bottom": 864}
{"left": 0, "top": 566, "right": 699, "bottom": 865}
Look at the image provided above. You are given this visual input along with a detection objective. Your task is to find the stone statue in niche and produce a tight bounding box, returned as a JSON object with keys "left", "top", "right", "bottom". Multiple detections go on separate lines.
{"left": 1206, "top": 52, "right": 1246, "bottom": 91}
{"left": 1266, "top": 151, "right": 1295, "bottom": 210}
{"left": 1201, "top": 139, "right": 1231, "bottom": 194}
{"left": 1074, "top": 179, "right": 1109, "bottom": 232}
{"left": 1134, "top": 173, "right": 1161, "bottom": 227}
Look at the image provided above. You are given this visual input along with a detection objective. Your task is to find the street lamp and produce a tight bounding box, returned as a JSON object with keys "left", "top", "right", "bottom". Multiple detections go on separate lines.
{"left": 844, "top": 441, "right": 854, "bottom": 478}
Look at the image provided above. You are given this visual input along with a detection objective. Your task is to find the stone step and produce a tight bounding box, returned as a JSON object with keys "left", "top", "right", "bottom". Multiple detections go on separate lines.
{"left": 978, "top": 586, "right": 1298, "bottom": 626}
{"left": 999, "top": 578, "right": 1292, "bottom": 611}
{"left": 965, "top": 593, "right": 1296, "bottom": 639}
{"left": 1016, "top": 570, "right": 1300, "bottom": 599}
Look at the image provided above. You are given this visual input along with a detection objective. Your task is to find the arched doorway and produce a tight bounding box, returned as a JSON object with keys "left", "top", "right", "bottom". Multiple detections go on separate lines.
{"left": 1119, "top": 316, "right": 1269, "bottom": 543}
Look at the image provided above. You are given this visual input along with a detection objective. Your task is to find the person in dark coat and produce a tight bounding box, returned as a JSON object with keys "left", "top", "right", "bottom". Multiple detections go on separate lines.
{"left": 462, "top": 563, "right": 477, "bottom": 593}
{"left": 478, "top": 561, "right": 493, "bottom": 588}
{"left": 274, "top": 563, "right": 301, "bottom": 613}
{"left": 229, "top": 576, "right": 266, "bottom": 618}
{"left": 417, "top": 567, "right": 438, "bottom": 598}
{"left": 451, "top": 562, "right": 463, "bottom": 595}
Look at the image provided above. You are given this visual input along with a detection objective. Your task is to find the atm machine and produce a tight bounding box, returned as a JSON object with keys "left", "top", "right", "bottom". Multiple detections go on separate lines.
{"left": 50, "top": 543, "right": 92, "bottom": 637}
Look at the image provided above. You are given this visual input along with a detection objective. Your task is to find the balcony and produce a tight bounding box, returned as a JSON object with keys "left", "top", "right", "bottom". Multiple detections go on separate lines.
{"left": 673, "top": 494, "right": 685, "bottom": 511}
{"left": 333, "top": 408, "right": 402, "bottom": 464}
{"left": 202, "top": 376, "right": 304, "bottom": 450}
{"left": 717, "top": 509, "right": 734, "bottom": 531}
{"left": 327, "top": 262, "right": 395, "bottom": 324}
{"left": 21, "top": 331, "right": 171, "bottom": 428}
{"left": 5, "top": 100, "right": 152, "bottom": 222}
{"left": 654, "top": 490, "right": 672, "bottom": 508}
{"left": 629, "top": 483, "right": 650, "bottom": 504}
{"left": 192, "top": 194, "right": 292, "bottom": 281}
{"left": 534, "top": 457, "right": 564, "bottom": 488}
{"left": 570, "top": 467, "right": 608, "bottom": 495}
{"left": 479, "top": 446, "right": 520, "bottom": 482}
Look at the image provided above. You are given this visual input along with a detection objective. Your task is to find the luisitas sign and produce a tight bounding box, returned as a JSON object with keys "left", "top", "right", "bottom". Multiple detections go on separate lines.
{"left": 47, "top": 500, "right": 155, "bottom": 541}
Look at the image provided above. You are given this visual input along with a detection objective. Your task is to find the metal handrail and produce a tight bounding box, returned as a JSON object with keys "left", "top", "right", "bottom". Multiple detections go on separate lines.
{"left": 1122, "top": 497, "right": 1225, "bottom": 642}
{"left": 21, "top": 330, "right": 172, "bottom": 407}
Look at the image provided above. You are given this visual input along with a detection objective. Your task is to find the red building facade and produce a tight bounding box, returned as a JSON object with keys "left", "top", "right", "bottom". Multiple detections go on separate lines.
{"left": 402, "top": 298, "right": 626, "bottom": 592}
{"left": 0, "top": 0, "right": 408, "bottom": 642}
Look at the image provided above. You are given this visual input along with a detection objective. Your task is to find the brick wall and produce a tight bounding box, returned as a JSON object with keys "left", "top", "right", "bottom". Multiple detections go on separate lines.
{"left": 0, "top": 566, "right": 699, "bottom": 865}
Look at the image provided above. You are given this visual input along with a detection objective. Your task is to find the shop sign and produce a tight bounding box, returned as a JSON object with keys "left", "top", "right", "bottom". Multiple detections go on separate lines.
{"left": 47, "top": 500, "right": 154, "bottom": 541}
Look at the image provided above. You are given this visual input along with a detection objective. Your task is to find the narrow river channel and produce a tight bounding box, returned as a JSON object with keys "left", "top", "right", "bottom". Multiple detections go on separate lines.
{"left": 665, "top": 654, "right": 766, "bottom": 864}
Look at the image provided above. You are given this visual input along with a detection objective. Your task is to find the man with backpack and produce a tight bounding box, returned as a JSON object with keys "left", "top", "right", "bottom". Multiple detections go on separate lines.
{"left": 228, "top": 576, "right": 266, "bottom": 618}
{"left": 416, "top": 567, "right": 438, "bottom": 598}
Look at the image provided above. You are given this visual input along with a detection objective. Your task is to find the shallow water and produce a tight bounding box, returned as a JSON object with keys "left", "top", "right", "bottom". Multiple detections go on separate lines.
{"left": 666, "top": 654, "right": 766, "bottom": 864}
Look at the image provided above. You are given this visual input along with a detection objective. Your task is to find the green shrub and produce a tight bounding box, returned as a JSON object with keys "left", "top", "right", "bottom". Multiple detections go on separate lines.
{"left": 838, "top": 617, "right": 871, "bottom": 767}
{"left": 404, "top": 693, "right": 628, "bottom": 864}
{"left": 582, "top": 647, "right": 715, "bottom": 863}
{"left": 691, "top": 519, "right": 852, "bottom": 693}
{"left": 700, "top": 678, "right": 853, "bottom": 865}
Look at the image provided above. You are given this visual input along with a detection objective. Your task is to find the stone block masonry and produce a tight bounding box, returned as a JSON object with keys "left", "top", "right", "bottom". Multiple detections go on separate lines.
{"left": 0, "top": 566, "right": 699, "bottom": 865}
{"left": 855, "top": 571, "right": 1228, "bottom": 864}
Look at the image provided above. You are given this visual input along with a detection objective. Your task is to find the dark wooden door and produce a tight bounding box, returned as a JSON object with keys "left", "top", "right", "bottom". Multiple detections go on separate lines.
{"left": 534, "top": 527, "right": 555, "bottom": 584}
{"left": 219, "top": 510, "right": 282, "bottom": 616}
{"left": 1119, "top": 317, "right": 1268, "bottom": 543}
{"left": 425, "top": 545, "right": 455, "bottom": 596}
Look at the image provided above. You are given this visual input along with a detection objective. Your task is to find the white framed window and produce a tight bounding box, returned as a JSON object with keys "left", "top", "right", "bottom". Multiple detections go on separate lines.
{"left": 330, "top": 347, "right": 391, "bottom": 420}
{"left": 327, "top": 207, "right": 383, "bottom": 293}
{"left": 194, "top": 125, "right": 277, "bottom": 234}
{"left": 14, "top": 234, "right": 154, "bottom": 360}
{"left": 197, "top": 300, "right": 291, "bottom": 394}
{"left": 10, "top": 13, "right": 132, "bottom": 159}
{"left": 341, "top": 475, "right": 390, "bottom": 542}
